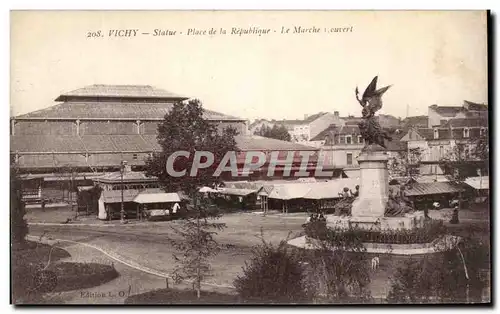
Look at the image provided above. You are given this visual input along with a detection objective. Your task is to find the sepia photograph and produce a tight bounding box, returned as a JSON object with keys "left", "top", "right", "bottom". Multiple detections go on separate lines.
{"left": 9, "top": 10, "right": 490, "bottom": 305}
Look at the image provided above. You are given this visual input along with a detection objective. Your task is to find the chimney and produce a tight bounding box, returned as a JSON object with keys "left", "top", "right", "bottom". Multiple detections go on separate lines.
{"left": 304, "top": 114, "right": 309, "bottom": 120}
{"left": 334, "top": 111, "right": 339, "bottom": 117}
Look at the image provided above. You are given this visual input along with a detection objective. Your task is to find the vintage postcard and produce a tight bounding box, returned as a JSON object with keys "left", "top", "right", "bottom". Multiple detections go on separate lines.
{"left": 10, "top": 10, "right": 490, "bottom": 305}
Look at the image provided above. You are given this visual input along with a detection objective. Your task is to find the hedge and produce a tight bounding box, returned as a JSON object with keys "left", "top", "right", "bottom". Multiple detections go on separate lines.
{"left": 305, "top": 220, "right": 447, "bottom": 244}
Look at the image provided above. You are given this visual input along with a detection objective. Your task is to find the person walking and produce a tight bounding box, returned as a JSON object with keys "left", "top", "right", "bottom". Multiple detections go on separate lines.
{"left": 450, "top": 204, "right": 460, "bottom": 224}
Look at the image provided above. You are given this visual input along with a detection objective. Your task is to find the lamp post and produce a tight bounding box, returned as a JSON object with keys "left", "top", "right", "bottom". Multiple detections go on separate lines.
{"left": 120, "top": 160, "right": 127, "bottom": 224}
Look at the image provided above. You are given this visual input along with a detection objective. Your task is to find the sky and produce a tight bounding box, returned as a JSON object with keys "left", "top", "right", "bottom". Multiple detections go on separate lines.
{"left": 10, "top": 10, "right": 488, "bottom": 121}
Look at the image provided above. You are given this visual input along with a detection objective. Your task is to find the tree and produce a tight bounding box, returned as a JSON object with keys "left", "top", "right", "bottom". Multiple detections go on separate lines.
{"left": 254, "top": 124, "right": 291, "bottom": 142}
{"left": 145, "top": 99, "right": 238, "bottom": 298}
{"left": 388, "top": 147, "right": 423, "bottom": 185}
{"left": 234, "top": 235, "right": 310, "bottom": 303}
{"left": 145, "top": 99, "right": 238, "bottom": 196}
{"left": 304, "top": 225, "right": 371, "bottom": 301}
{"left": 170, "top": 198, "right": 226, "bottom": 299}
{"left": 439, "top": 143, "right": 479, "bottom": 210}
{"left": 11, "top": 165, "right": 28, "bottom": 246}
{"left": 387, "top": 236, "right": 488, "bottom": 303}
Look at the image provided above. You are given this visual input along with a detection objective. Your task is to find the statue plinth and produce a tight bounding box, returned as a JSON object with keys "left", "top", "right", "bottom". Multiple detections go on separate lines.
{"left": 326, "top": 144, "right": 426, "bottom": 231}
{"left": 350, "top": 146, "right": 389, "bottom": 217}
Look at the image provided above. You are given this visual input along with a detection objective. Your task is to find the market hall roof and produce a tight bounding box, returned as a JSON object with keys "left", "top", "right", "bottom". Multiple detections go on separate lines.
{"left": 11, "top": 134, "right": 318, "bottom": 153}
{"left": 14, "top": 102, "right": 245, "bottom": 121}
{"left": 13, "top": 84, "right": 245, "bottom": 122}
{"left": 55, "top": 84, "right": 189, "bottom": 101}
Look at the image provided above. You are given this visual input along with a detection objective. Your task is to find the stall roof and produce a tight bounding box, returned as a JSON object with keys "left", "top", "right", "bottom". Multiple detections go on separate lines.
{"left": 416, "top": 175, "right": 450, "bottom": 183}
{"left": 268, "top": 184, "right": 311, "bottom": 200}
{"left": 77, "top": 186, "right": 94, "bottom": 192}
{"left": 465, "top": 176, "right": 489, "bottom": 190}
{"left": 199, "top": 186, "right": 218, "bottom": 193}
{"left": 133, "top": 192, "right": 181, "bottom": 204}
{"left": 216, "top": 188, "right": 257, "bottom": 196}
{"left": 101, "top": 188, "right": 164, "bottom": 203}
{"left": 303, "top": 178, "right": 360, "bottom": 200}
{"left": 404, "top": 182, "right": 464, "bottom": 197}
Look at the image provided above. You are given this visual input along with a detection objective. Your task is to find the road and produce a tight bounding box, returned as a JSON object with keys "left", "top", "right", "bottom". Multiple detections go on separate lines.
{"left": 27, "top": 210, "right": 490, "bottom": 301}
{"left": 28, "top": 212, "right": 307, "bottom": 289}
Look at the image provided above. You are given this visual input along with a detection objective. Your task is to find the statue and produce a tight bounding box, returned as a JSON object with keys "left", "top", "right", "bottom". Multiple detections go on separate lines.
{"left": 355, "top": 76, "right": 393, "bottom": 149}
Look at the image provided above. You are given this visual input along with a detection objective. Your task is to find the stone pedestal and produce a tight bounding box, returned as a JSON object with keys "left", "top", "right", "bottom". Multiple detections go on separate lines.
{"left": 326, "top": 211, "right": 426, "bottom": 231}
{"left": 326, "top": 144, "right": 425, "bottom": 231}
{"left": 350, "top": 147, "right": 389, "bottom": 217}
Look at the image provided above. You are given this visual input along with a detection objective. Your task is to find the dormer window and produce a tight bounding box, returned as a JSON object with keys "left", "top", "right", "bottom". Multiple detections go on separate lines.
{"left": 463, "top": 128, "right": 470, "bottom": 138}
{"left": 357, "top": 135, "right": 363, "bottom": 144}
{"left": 433, "top": 128, "right": 439, "bottom": 139}
{"left": 345, "top": 135, "right": 352, "bottom": 144}
{"left": 480, "top": 127, "right": 486, "bottom": 136}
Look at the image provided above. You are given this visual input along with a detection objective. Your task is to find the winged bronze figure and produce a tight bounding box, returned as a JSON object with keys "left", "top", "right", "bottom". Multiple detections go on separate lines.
{"left": 355, "top": 76, "right": 393, "bottom": 149}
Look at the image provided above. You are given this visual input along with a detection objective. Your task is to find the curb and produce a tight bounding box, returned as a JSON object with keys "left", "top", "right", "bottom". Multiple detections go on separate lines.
{"left": 28, "top": 222, "right": 125, "bottom": 227}
{"left": 26, "top": 235, "right": 235, "bottom": 290}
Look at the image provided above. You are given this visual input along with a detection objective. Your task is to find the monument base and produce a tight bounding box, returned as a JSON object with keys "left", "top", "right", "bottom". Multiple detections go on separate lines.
{"left": 326, "top": 211, "right": 426, "bottom": 231}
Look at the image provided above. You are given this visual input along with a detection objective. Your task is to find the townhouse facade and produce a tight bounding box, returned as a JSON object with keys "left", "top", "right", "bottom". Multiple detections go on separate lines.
{"left": 400, "top": 117, "right": 488, "bottom": 176}
{"left": 428, "top": 100, "right": 488, "bottom": 127}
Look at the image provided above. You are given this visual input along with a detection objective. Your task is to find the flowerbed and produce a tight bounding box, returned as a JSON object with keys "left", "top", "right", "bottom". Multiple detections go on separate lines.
{"left": 48, "top": 262, "right": 119, "bottom": 292}
{"left": 305, "top": 220, "right": 447, "bottom": 244}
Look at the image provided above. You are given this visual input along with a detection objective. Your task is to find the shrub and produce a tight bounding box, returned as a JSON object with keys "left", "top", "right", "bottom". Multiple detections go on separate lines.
{"left": 303, "top": 225, "right": 371, "bottom": 301}
{"left": 124, "top": 288, "right": 239, "bottom": 304}
{"left": 304, "top": 219, "right": 447, "bottom": 244}
{"left": 233, "top": 239, "right": 310, "bottom": 303}
{"left": 387, "top": 239, "right": 488, "bottom": 303}
{"left": 49, "top": 262, "right": 119, "bottom": 292}
{"left": 11, "top": 167, "right": 28, "bottom": 246}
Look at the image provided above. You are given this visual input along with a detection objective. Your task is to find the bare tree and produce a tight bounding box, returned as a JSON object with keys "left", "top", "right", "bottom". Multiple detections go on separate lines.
{"left": 169, "top": 197, "right": 226, "bottom": 298}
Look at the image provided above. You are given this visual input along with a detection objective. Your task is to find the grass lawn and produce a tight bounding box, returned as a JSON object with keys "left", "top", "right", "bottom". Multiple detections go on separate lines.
{"left": 26, "top": 206, "right": 77, "bottom": 223}
{"left": 27, "top": 206, "right": 491, "bottom": 301}
{"left": 124, "top": 288, "right": 239, "bottom": 304}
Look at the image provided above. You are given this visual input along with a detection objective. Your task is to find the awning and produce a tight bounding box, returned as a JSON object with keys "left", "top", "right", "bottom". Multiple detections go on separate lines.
{"left": 465, "top": 176, "right": 489, "bottom": 190}
{"left": 303, "top": 178, "right": 360, "bottom": 200}
{"left": 133, "top": 192, "right": 181, "bottom": 204}
{"left": 268, "top": 184, "right": 311, "bottom": 200}
{"left": 216, "top": 188, "right": 257, "bottom": 196}
{"left": 416, "top": 175, "right": 450, "bottom": 183}
{"left": 404, "top": 182, "right": 464, "bottom": 197}
{"left": 199, "top": 186, "right": 218, "bottom": 193}
{"left": 77, "top": 186, "right": 94, "bottom": 192}
{"left": 101, "top": 188, "right": 164, "bottom": 204}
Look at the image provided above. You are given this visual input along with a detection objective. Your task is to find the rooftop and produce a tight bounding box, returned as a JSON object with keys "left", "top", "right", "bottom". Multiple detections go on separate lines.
{"left": 463, "top": 100, "right": 488, "bottom": 112}
{"left": 271, "top": 112, "right": 329, "bottom": 125}
{"left": 402, "top": 115, "right": 429, "bottom": 128}
{"left": 94, "top": 170, "right": 157, "bottom": 183}
{"left": 11, "top": 134, "right": 316, "bottom": 153}
{"left": 441, "top": 117, "right": 488, "bottom": 128}
{"left": 14, "top": 101, "right": 244, "bottom": 121}
{"left": 55, "top": 84, "right": 189, "bottom": 101}
{"left": 429, "top": 105, "right": 463, "bottom": 117}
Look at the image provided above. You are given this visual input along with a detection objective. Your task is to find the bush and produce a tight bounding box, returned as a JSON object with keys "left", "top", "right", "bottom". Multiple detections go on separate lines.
{"left": 233, "top": 239, "right": 310, "bottom": 303}
{"left": 48, "top": 262, "right": 119, "bottom": 292}
{"left": 11, "top": 168, "right": 28, "bottom": 246}
{"left": 11, "top": 242, "right": 72, "bottom": 303}
{"left": 125, "top": 288, "right": 239, "bottom": 304}
{"left": 305, "top": 219, "right": 447, "bottom": 244}
{"left": 387, "top": 239, "right": 488, "bottom": 303}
